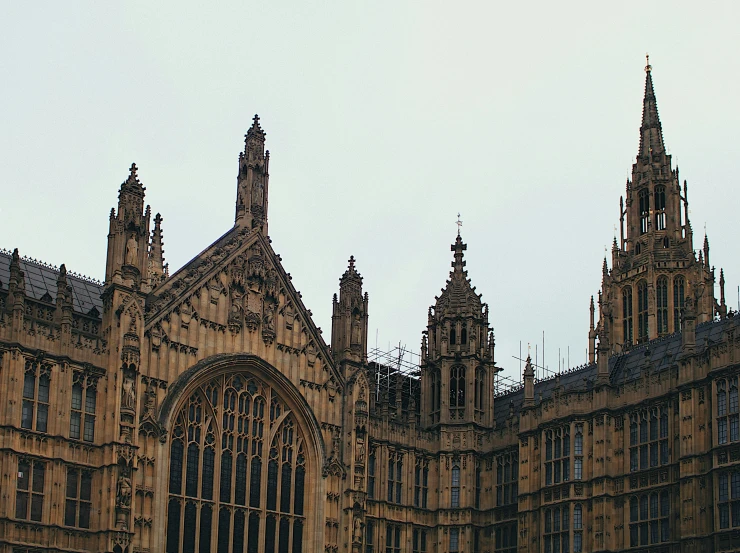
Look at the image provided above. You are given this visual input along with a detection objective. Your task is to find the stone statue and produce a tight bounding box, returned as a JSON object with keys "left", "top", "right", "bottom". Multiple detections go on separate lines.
{"left": 353, "top": 516, "right": 362, "bottom": 543}
{"left": 125, "top": 234, "right": 138, "bottom": 266}
{"left": 122, "top": 372, "right": 136, "bottom": 411}
{"left": 356, "top": 437, "right": 366, "bottom": 465}
{"left": 142, "top": 382, "right": 156, "bottom": 420}
{"left": 351, "top": 312, "right": 362, "bottom": 345}
{"left": 253, "top": 179, "right": 264, "bottom": 206}
{"left": 116, "top": 470, "right": 132, "bottom": 508}
{"left": 263, "top": 302, "right": 275, "bottom": 331}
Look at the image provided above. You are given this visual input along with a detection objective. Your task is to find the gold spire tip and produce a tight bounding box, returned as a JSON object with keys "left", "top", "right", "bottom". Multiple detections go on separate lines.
{"left": 645, "top": 53, "right": 652, "bottom": 73}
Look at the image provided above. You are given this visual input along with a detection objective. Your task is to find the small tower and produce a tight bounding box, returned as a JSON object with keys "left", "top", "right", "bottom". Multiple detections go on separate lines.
{"left": 235, "top": 115, "right": 270, "bottom": 233}
{"left": 330, "top": 256, "right": 369, "bottom": 366}
{"left": 104, "top": 163, "right": 151, "bottom": 289}
{"left": 420, "top": 234, "right": 499, "bottom": 427}
{"left": 592, "top": 58, "right": 724, "bottom": 354}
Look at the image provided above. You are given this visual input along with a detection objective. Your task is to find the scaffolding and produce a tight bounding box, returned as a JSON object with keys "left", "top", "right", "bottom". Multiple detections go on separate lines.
{"left": 367, "top": 342, "right": 526, "bottom": 404}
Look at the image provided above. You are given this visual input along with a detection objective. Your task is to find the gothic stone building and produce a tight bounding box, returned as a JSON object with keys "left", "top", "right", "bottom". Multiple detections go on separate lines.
{"left": 0, "top": 62, "right": 737, "bottom": 553}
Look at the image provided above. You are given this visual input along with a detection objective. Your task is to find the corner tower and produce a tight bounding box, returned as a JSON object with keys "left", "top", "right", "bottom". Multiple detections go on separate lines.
{"left": 592, "top": 58, "right": 727, "bottom": 357}
{"left": 420, "top": 234, "right": 498, "bottom": 428}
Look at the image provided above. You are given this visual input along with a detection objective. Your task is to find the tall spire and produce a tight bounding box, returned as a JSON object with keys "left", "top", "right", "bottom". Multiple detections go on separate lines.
{"left": 638, "top": 55, "right": 665, "bottom": 160}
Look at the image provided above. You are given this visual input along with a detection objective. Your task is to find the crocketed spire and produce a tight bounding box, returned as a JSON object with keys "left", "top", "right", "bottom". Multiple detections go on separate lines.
{"left": 638, "top": 55, "right": 665, "bottom": 160}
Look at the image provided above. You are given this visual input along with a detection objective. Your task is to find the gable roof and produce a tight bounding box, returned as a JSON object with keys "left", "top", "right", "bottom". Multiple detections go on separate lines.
{"left": 0, "top": 249, "right": 103, "bottom": 316}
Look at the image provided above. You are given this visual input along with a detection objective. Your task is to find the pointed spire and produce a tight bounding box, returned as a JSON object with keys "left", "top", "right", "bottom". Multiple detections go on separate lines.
{"left": 590, "top": 296, "right": 595, "bottom": 330}
{"left": 638, "top": 55, "right": 665, "bottom": 160}
{"left": 148, "top": 213, "right": 167, "bottom": 285}
{"left": 703, "top": 233, "right": 710, "bottom": 267}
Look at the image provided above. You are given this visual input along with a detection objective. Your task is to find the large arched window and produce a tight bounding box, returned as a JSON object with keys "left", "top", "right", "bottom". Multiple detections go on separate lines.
{"left": 654, "top": 186, "right": 666, "bottom": 231}
{"left": 639, "top": 189, "right": 650, "bottom": 234}
{"left": 167, "top": 373, "right": 306, "bottom": 553}
{"left": 673, "top": 277, "right": 685, "bottom": 332}
{"left": 656, "top": 277, "right": 668, "bottom": 335}
{"left": 637, "top": 281, "right": 648, "bottom": 342}
{"left": 449, "top": 366, "right": 465, "bottom": 419}
{"left": 623, "top": 286, "right": 633, "bottom": 346}
{"left": 629, "top": 491, "right": 669, "bottom": 546}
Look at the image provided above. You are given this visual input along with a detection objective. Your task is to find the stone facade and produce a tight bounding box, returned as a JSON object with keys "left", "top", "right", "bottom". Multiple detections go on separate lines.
{"left": 0, "top": 63, "right": 737, "bottom": 553}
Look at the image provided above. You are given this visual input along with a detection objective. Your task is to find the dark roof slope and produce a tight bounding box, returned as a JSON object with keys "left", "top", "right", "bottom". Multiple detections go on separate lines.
{"left": 495, "top": 315, "right": 740, "bottom": 428}
{"left": 0, "top": 249, "right": 104, "bottom": 315}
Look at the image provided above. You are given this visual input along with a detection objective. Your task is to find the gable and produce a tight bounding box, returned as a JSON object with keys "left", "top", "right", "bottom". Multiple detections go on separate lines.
{"left": 144, "top": 227, "right": 341, "bottom": 385}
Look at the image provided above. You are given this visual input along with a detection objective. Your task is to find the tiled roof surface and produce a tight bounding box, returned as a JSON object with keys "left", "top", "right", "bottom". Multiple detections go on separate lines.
{"left": 0, "top": 250, "right": 104, "bottom": 316}
{"left": 494, "top": 315, "right": 740, "bottom": 427}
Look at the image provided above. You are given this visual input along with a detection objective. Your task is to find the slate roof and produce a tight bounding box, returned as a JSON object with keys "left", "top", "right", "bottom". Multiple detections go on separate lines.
{"left": 494, "top": 315, "right": 740, "bottom": 428}
{"left": 0, "top": 249, "right": 104, "bottom": 316}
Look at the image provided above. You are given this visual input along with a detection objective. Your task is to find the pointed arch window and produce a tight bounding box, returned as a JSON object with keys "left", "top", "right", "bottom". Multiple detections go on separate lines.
{"left": 474, "top": 367, "right": 486, "bottom": 421}
{"left": 545, "top": 427, "right": 569, "bottom": 485}
{"left": 495, "top": 523, "right": 517, "bottom": 553}
{"left": 414, "top": 457, "right": 428, "bottom": 508}
{"left": 673, "top": 277, "right": 685, "bottom": 332}
{"left": 544, "top": 505, "right": 569, "bottom": 553}
{"left": 496, "top": 450, "right": 518, "bottom": 506}
{"left": 166, "top": 373, "right": 307, "bottom": 553}
{"left": 629, "top": 491, "right": 669, "bottom": 546}
{"left": 449, "top": 365, "right": 466, "bottom": 419}
{"left": 451, "top": 462, "right": 461, "bottom": 508}
{"left": 654, "top": 186, "right": 666, "bottom": 231}
{"left": 623, "top": 286, "right": 633, "bottom": 346}
{"left": 637, "top": 281, "right": 648, "bottom": 342}
{"left": 70, "top": 371, "right": 97, "bottom": 442}
{"left": 573, "top": 504, "right": 583, "bottom": 552}
{"left": 461, "top": 325, "right": 468, "bottom": 345}
{"left": 639, "top": 189, "right": 650, "bottom": 234}
{"left": 21, "top": 360, "right": 51, "bottom": 433}
{"left": 717, "top": 377, "right": 740, "bottom": 445}
{"left": 656, "top": 277, "right": 668, "bottom": 335}
{"left": 629, "top": 406, "right": 669, "bottom": 471}
{"left": 430, "top": 369, "right": 441, "bottom": 424}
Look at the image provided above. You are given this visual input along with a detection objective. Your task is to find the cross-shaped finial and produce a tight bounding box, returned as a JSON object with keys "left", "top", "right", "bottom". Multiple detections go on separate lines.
{"left": 348, "top": 255, "right": 355, "bottom": 270}
{"left": 645, "top": 53, "right": 651, "bottom": 73}
{"left": 456, "top": 213, "right": 463, "bottom": 236}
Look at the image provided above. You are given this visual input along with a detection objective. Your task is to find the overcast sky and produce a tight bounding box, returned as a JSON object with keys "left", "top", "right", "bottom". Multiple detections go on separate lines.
{"left": 1, "top": 1, "right": 738, "bottom": 387}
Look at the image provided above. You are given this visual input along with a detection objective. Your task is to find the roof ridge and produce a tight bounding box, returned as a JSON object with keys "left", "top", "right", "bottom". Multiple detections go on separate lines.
{"left": 0, "top": 247, "right": 103, "bottom": 287}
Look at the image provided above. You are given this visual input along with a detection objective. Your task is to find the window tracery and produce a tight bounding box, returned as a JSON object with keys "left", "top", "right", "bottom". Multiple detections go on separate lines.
{"left": 167, "top": 373, "right": 306, "bottom": 553}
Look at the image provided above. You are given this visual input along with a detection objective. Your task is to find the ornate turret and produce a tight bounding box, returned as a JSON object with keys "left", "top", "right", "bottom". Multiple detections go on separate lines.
{"left": 331, "top": 256, "right": 369, "bottom": 366}
{"left": 235, "top": 115, "right": 270, "bottom": 233}
{"left": 420, "top": 234, "right": 499, "bottom": 427}
{"left": 104, "top": 163, "right": 152, "bottom": 289}
{"left": 592, "top": 58, "right": 725, "bottom": 354}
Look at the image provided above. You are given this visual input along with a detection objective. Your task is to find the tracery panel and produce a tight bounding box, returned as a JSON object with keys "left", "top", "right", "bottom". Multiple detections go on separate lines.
{"left": 166, "top": 372, "right": 307, "bottom": 553}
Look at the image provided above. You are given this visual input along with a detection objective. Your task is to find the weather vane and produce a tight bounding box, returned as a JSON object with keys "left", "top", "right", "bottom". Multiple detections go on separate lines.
{"left": 456, "top": 213, "right": 463, "bottom": 236}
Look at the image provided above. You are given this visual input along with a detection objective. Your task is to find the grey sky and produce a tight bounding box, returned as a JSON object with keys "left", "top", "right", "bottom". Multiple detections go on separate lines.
{"left": 1, "top": 1, "right": 738, "bottom": 385}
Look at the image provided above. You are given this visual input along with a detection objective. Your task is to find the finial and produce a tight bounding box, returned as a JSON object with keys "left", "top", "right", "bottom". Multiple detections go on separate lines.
{"left": 645, "top": 53, "right": 651, "bottom": 73}
{"left": 130, "top": 163, "right": 138, "bottom": 177}
{"left": 253, "top": 113, "right": 260, "bottom": 125}
{"left": 456, "top": 212, "right": 463, "bottom": 236}
{"left": 348, "top": 255, "right": 355, "bottom": 270}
